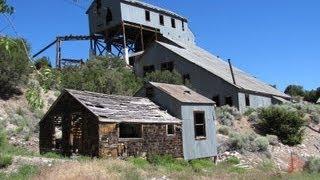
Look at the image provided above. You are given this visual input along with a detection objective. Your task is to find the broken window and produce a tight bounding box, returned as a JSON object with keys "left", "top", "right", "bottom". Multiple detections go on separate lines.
{"left": 119, "top": 123, "right": 142, "bottom": 138}
{"left": 159, "top": 14, "right": 164, "bottom": 25}
{"left": 194, "top": 112, "right": 206, "bottom": 139}
{"left": 106, "top": 8, "right": 113, "bottom": 24}
{"left": 245, "top": 94, "right": 250, "bottom": 106}
{"left": 161, "top": 62, "right": 174, "bottom": 72}
{"left": 167, "top": 124, "right": 174, "bottom": 135}
{"left": 146, "top": 87, "right": 154, "bottom": 98}
{"left": 182, "top": 21, "right": 185, "bottom": 31}
{"left": 212, "top": 95, "right": 220, "bottom": 107}
{"left": 145, "top": 10, "right": 151, "bottom": 21}
{"left": 225, "top": 96, "right": 233, "bottom": 107}
{"left": 143, "top": 65, "right": 155, "bottom": 76}
{"left": 171, "top": 18, "right": 176, "bottom": 28}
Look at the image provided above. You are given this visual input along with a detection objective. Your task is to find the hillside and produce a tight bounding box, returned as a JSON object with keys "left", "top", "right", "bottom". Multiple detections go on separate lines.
{"left": 0, "top": 87, "right": 320, "bottom": 179}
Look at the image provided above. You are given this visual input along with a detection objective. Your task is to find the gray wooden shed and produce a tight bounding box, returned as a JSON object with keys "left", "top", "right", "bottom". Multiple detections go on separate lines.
{"left": 136, "top": 82, "right": 217, "bottom": 160}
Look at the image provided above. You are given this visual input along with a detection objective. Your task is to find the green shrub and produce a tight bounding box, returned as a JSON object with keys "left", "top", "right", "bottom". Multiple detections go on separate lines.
{"left": 8, "top": 164, "right": 38, "bottom": 179}
{"left": 244, "top": 108, "right": 256, "bottom": 116}
{"left": 310, "top": 112, "right": 320, "bottom": 124}
{"left": 225, "top": 156, "right": 240, "bottom": 165}
{"left": 218, "top": 126, "right": 230, "bottom": 135}
{"left": 42, "top": 152, "right": 63, "bottom": 159}
{"left": 25, "top": 80, "right": 44, "bottom": 111}
{"left": 34, "top": 56, "right": 51, "bottom": 70}
{"left": 148, "top": 155, "right": 189, "bottom": 172}
{"left": 266, "top": 135, "right": 279, "bottom": 146}
{"left": 258, "top": 105, "right": 306, "bottom": 146}
{"left": 0, "top": 126, "right": 8, "bottom": 148}
{"left": 37, "top": 68, "right": 60, "bottom": 92}
{"left": 189, "top": 158, "right": 214, "bottom": 173}
{"left": 304, "top": 157, "right": 320, "bottom": 173}
{"left": 0, "top": 154, "right": 13, "bottom": 168}
{"left": 128, "top": 157, "right": 149, "bottom": 169}
{"left": 0, "top": 37, "right": 31, "bottom": 95}
{"left": 216, "top": 106, "right": 241, "bottom": 126}
{"left": 144, "top": 70, "right": 185, "bottom": 85}
{"left": 248, "top": 112, "right": 259, "bottom": 122}
{"left": 254, "top": 137, "right": 269, "bottom": 151}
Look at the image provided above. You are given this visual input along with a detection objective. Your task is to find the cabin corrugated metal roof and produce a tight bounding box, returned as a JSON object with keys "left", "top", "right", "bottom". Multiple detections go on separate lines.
{"left": 155, "top": 41, "right": 290, "bottom": 99}
{"left": 66, "top": 89, "right": 181, "bottom": 124}
{"left": 121, "top": 0, "right": 187, "bottom": 21}
{"left": 149, "top": 82, "right": 215, "bottom": 104}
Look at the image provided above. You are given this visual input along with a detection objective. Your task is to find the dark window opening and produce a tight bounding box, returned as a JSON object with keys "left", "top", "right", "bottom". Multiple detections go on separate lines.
{"left": 161, "top": 62, "right": 174, "bottom": 72}
{"left": 119, "top": 123, "right": 142, "bottom": 138}
{"left": 146, "top": 87, "right": 154, "bottom": 98}
{"left": 143, "top": 65, "right": 155, "bottom": 76}
{"left": 194, "top": 112, "right": 206, "bottom": 139}
{"left": 212, "top": 95, "right": 220, "bottom": 107}
{"left": 182, "top": 21, "right": 185, "bottom": 31}
{"left": 167, "top": 124, "right": 174, "bottom": 135}
{"left": 106, "top": 8, "right": 113, "bottom": 24}
{"left": 171, "top": 18, "right": 176, "bottom": 28}
{"left": 145, "top": 10, "right": 150, "bottom": 21}
{"left": 129, "top": 57, "right": 135, "bottom": 67}
{"left": 245, "top": 94, "right": 250, "bottom": 106}
{"left": 183, "top": 74, "right": 190, "bottom": 84}
{"left": 159, "top": 15, "right": 164, "bottom": 25}
{"left": 225, "top": 96, "right": 233, "bottom": 107}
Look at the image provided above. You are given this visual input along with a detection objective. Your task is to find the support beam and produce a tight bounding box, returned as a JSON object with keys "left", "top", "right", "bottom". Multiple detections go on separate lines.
{"left": 228, "top": 59, "right": 237, "bottom": 85}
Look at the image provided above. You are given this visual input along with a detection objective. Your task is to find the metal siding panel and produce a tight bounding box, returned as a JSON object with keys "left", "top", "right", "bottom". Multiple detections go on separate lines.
{"left": 181, "top": 105, "right": 217, "bottom": 160}
{"left": 249, "top": 94, "right": 272, "bottom": 108}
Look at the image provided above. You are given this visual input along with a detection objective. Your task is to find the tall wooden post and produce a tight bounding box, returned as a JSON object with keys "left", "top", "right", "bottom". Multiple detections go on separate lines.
{"left": 56, "top": 38, "right": 62, "bottom": 69}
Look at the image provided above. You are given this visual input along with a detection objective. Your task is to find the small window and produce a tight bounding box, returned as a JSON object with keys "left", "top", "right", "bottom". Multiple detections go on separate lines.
{"left": 145, "top": 10, "right": 151, "bottom": 21}
{"left": 161, "top": 62, "right": 174, "bottom": 72}
{"left": 182, "top": 21, "right": 185, "bottom": 31}
{"left": 212, "top": 95, "right": 220, "bottom": 107}
{"left": 119, "top": 123, "right": 142, "bottom": 138}
{"left": 159, "top": 15, "right": 164, "bottom": 25}
{"left": 167, "top": 124, "right": 174, "bottom": 135}
{"left": 143, "top": 65, "right": 155, "bottom": 76}
{"left": 183, "top": 74, "right": 190, "bottom": 84}
{"left": 106, "top": 8, "right": 113, "bottom": 24}
{"left": 171, "top": 18, "right": 176, "bottom": 28}
{"left": 194, "top": 112, "right": 206, "bottom": 139}
{"left": 146, "top": 87, "right": 154, "bottom": 98}
{"left": 245, "top": 94, "right": 250, "bottom": 106}
{"left": 225, "top": 96, "right": 233, "bottom": 107}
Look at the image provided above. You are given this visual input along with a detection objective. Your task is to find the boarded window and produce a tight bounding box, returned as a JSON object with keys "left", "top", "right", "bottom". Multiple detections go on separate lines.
{"left": 194, "top": 112, "right": 206, "bottom": 139}
{"left": 225, "top": 96, "right": 233, "bottom": 107}
{"left": 119, "top": 123, "right": 142, "bottom": 138}
{"left": 146, "top": 87, "right": 154, "bottom": 98}
{"left": 145, "top": 10, "right": 151, "bottom": 21}
{"left": 182, "top": 21, "right": 185, "bottom": 31}
{"left": 143, "top": 65, "right": 155, "bottom": 76}
{"left": 167, "top": 124, "right": 174, "bottom": 135}
{"left": 245, "top": 94, "right": 250, "bottom": 106}
{"left": 106, "top": 8, "right": 113, "bottom": 24}
{"left": 159, "top": 15, "right": 164, "bottom": 25}
{"left": 212, "top": 95, "right": 220, "bottom": 107}
{"left": 171, "top": 18, "right": 176, "bottom": 28}
{"left": 161, "top": 62, "right": 174, "bottom": 72}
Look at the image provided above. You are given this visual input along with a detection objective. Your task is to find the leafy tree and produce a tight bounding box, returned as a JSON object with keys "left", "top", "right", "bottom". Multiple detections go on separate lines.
{"left": 60, "top": 56, "right": 143, "bottom": 96}
{"left": 284, "top": 85, "right": 305, "bottom": 97}
{"left": 0, "top": 38, "right": 31, "bottom": 96}
{"left": 0, "top": 0, "right": 13, "bottom": 14}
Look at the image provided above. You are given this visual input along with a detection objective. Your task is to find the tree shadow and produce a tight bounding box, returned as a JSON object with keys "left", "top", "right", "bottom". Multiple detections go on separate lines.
{"left": 0, "top": 87, "right": 23, "bottom": 100}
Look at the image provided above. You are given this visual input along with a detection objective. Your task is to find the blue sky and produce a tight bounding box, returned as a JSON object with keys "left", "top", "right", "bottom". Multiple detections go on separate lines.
{"left": 1, "top": 0, "right": 319, "bottom": 91}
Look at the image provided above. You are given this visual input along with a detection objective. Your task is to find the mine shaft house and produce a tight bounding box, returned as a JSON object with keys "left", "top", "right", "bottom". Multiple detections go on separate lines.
{"left": 86, "top": 0, "right": 291, "bottom": 113}
{"left": 39, "top": 84, "right": 217, "bottom": 160}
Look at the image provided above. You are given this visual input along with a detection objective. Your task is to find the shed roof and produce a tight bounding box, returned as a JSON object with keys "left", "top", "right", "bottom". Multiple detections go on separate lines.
{"left": 149, "top": 82, "right": 215, "bottom": 104}
{"left": 66, "top": 89, "right": 181, "bottom": 124}
{"left": 155, "top": 41, "right": 290, "bottom": 99}
{"left": 317, "top": 98, "right": 320, "bottom": 104}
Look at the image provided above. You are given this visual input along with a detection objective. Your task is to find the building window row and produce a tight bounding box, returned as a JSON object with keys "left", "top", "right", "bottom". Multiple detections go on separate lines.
{"left": 145, "top": 10, "right": 185, "bottom": 30}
